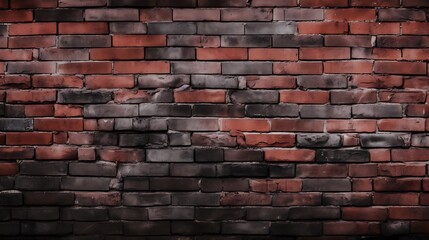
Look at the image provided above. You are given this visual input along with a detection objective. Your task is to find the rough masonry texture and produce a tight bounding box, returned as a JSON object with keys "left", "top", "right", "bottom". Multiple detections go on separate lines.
{"left": 1, "top": 0, "right": 429, "bottom": 238}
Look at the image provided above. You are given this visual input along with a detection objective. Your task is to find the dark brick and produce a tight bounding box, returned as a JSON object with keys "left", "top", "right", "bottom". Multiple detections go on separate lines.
{"left": 61, "top": 207, "right": 108, "bottom": 221}
{"left": 150, "top": 177, "right": 199, "bottom": 191}
{"left": 69, "top": 162, "right": 116, "bottom": 177}
{"left": 169, "top": 132, "right": 191, "bottom": 146}
{"left": 377, "top": 36, "right": 429, "bottom": 48}
{"left": 195, "top": 148, "right": 223, "bottom": 162}
{"left": 0, "top": 222, "right": 19, "bottom": 235}
{"left": 74, "top": 222, "right": 122, "bottom": 235}
{"left": 224, "top": 149, "right": 264, "bottom": 162}
{"left": 217, "top": 164, "right": 268, "bottom": 177}
{"left": 146, "top": 47, "right": 195, "bottom": 60}
{"left": 198, "top": 22, "right": 244, "bottom": 35}
{"left": 123, "top": 193, "right": 171, "bottom": 206}
{"left": 109, "top": 22, "right": 147, "bottom": 34}
{"left": 271, "top": 222, "right": 322, "bottom": 236}
{"left": 273, "top": 35, "right": 323, "bottom": 47}
{"left": 352, "top": 104, "right": 403, "bottom": 118}
{"left": 288, "top": 207, "right": 340, "bottom": 219}
{"left": 138, "top": 75, "right": 190, "bottom": 88}
{"left": 59, "top": 35, "right": 111, "bottom": 48}
{"left": 193, "top": 104, "right": 244, "bottom": 117}
{"left": 379, "top": 9, "right": 426, "bottom": 21}
{"left": 201, "top": 178, "right": 249, "bottom": 192}
{"left": 148, "top": 206, "right": 194, "bottom": 220}
{"left": 123, "top": 221, "right": 170, "bottom": 236}
{"left": 0, "top": 146, "right": 34, "bottom": 159}
{"left": 269, "top": 164, "right": 295, "bottom": 178}
{"left": 0, "top": 208, "right": 10, "bottom": 221}
{"left": 148, "top": 22, "right": 196, "bottom": 34}
{"left": 230, "top": 90, "right": 278, "bottom": 103}
{"left": 297, "top": 134, "right": 342, "bottom": 148}
{"left": 168, "top": 118, "right": 218, "bottom": 131}
{"left": 361, "top": 134, "right": 411, "bottom": 148}
{"left": 170, "top": 163, "right": 216, "bottom": 177}
{"left": 221, "top": 36, "right": 272, "bottom": 47}
{"left": 192, "top": 132, "right": 237, "bottom": 147}
{"left": 0, "top": 191, "right": 22, "bottom": 206}
{"left": 196, "top": 207, "right": 245, "bottom": 220}
{"left": 16, "top": 176, "right": 60, "bottom": 190}
{"left": 247, "top": 207, "right": 289, "bottom": 220}
{"left": 172, "top": 221, "right": 221, "bottom": 234}
{"left": 119, "top": 163, "right": 169, "bottom": 177}
{"left": 61, "top": 177, "right": 110, "bottom": 191}
{"left": 172, "top": 193, "right": 220, "bottom": 206}
{"left": 147, "top": 149, "right": 193, "bottom": 162}
{"left": 84, "top": 9, "right": 139, "bottom": 21}
{"left": 302, "top": 179, "right": 351, "bottom": 192}
{"left": 21, "top": 222, "right": 73, "bottom": 235}
{"left": 35, "top": 9, "right": 83, "bottom": 21}
{"left": 192, "top": 75, "right": 238, "bottom": 89}
{"left": 300, "top": 105, "right": 351, "bottom": 119}
{"left": 0, "top": 118, "right": 33, "bottom": 131}
{"left": 24, "top": 192, "right": 74, "bottom": 206}
{"left": 222, "top": 222, "right": 270, "bottom": 235}
{"left": 58, "top": 90, "right": 112, "bottom": 104}
{"left": 298, "top": 75, "right": 348, "bottom": 89}
{"left": 316, "top": 149, "right": 370, "bottom": 163}
{"left": 108, "top": 0, "right": 156, "bottom": 7}
{"left": 382, "top": 221, "right": 410, "bottom": 236}
{"left": 109, "top": 207, "right": 148, "bottom": 220}
{"left": 323, "top": 193, "right": 372, "bottom": 206}
{"left": 246, "top": 22, "right": 296, "bottom": 34}
{"left": 84, "top": 104, "right": 138, "bottom": 117}
{"left": 246, "top": 104, "right": 298, "bottom": 117}
{"left": 198, "top": 0, "right": 246, "bottom": 7}
{"left": 223, "top": 62, "right": 272, "bottom": 75}
{"left": 0, "top": 177, "right": 14, "bottom": 190}
{"left": 20, "top": 161, "right": 67, "bottom": 176}
{"left": 139, "top": 104, "right": 191, "bottom": 117}
{"left": 123, "top": 177, "right": 149, "bottom": 191}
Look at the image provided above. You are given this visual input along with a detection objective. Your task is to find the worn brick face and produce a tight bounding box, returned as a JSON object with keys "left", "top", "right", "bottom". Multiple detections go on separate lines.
{"left": 0, "top": 0, "right": 428, "bottom": 238}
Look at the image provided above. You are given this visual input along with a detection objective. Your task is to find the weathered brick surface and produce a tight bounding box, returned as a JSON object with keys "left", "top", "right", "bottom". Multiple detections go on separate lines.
{"left": 0, "top": 1, "right": 428, "bottom": 238}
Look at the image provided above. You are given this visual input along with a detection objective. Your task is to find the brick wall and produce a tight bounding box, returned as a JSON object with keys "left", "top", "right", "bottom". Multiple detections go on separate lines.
{"left": 1, "top": 0, "right": 429, "bottom": 238}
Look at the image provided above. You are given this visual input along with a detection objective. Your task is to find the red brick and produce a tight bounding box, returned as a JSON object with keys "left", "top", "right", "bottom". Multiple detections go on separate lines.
{"left": 390, "top": 207, "right": 429, "bottom": 220}
{"left": 220, "top": 119, "right": 270, "bottom": 132}
{"left": 174, "top": 9, "right": 220, "bottom": 21}
{"left": 90, "top": 48, "right": 145, "bottom": 60}
{"left": 351, "top": 0, "right": 400, "bottom": 7}
{"left": 113, "top": 35, "right": 166, "bottom": 47}
{"left": 197, "top": 48, "right": 247, "bottom": 60}
{"left": 36, "top": 146, "right": 78, "bottom": 160}
{"left": 9, "top": 36, "right": 56, "bottom": 48}
{"left": 55, "top": 104, "right": 82, "bottom": 117}
{"left": 298, "top": 22, "right": 348, "bottom": 34}
{"left": 402, "top": 22, "right": 429, "bottom": 35}
{"left": 78, "top": 147, "right": 96, "bottom": 161}
{"left": 85, "top": 75, "right": 135, "bottom": 89}
{"left": 54, "top": 132, "right": 68, "bottom": 144}
{"left": 297, "top": 164, "right": 347, "bottom": 178}
{"left": 342, "top": 207, "right": 388, "bottom": 221}
{"left": 6, "top": 132, "right": 52, "bottom": 145}
{"left": 374, "top": 61, "right": 427, "bottom": 75}
{"left": 404, "top": 77, "right": 429, "bottom": 89}
{"left": 244, "top": 133, "right": 295, "bottom": 147}
{"left": 378, "top": 163, "right": 426, "bottom": 177}
{"left": 300, "top": 47, "right": 350, "bottom": 60}
{"left": 265, "top": 149, "right": 315, "bottom": 162}
{"left": 32, "top": 75, "right": 83, "bottom": 88}
{"left": 350, "top": 22, "right": 400, "bottom": 35}
{"left": 6, "top": 90, "right": 56, "bottom": 103}
{"left": 249, "top": 48, "right": 298, "bottom": 61}
{"left": 11, "top": 0, "right": 57, "bottom": 8}
{"left": 406, "top": 105, "right": 429, "bottom": 117}
{"left": 353, "top": 179, "right": 372, "bottom": 191}
{"left": 0, "top": 10, "right": 33, "bottom": 22}
{"left": 0, "top": 146, "right": 34, "bottom": 159}
{"left": 98, "top": 148, "right": 145, "bottom": 162}
{"left": 59, "top": 22, "right": 108, "bottom": 34}
{"left": 271, "top": 119, "right": 325, "bottom": 132}
{"left": 280, "top": 90, "right": 329, "bottom": 104}
{"left": 34, "top": 118, "right": 84, "bottom": 131}
{"left": 220, "top": 193, "right": 272, "bottom": 206}
{"left": 374, "top": 193, "right": 419, "bottom": 205}
{"left": 0, "top": 162, "right": 18, "bottom": 175}
{"left": 246, "top": 76, "right": 296, "bottom": 89}
{"left": 274, "top": 62, "right": 322, "bottom": 75}
{"left": 300, "top": 0, "right": 348, "bottom": 7}
{"left": 140, "top": 8, "right": 172, "bottom": 22}
{"left": 351, "top": 75, "right": 403, "bottom": 89}
{"left": 0, "top": 0, "right": 7, "bottom": 8}
{"left": 378, "top": 118, "right": 425, "bottom": 132}
{"left": 392, "top": 149, "right": 429, "bottom": 162}
{"left": 403, "top": 49, "right": 429, "bottom": 61}
{"left": 0, "top": 75, "right": 31, "bottom": 88}
{"left": 379, "top": 91, "right": 426, "bottom": 103}
{"left": 114, "top": 90, "right": 150, "bottom": 103}
{"left": 9, "top": 23, "right": 56, "bottom": 36}
{"left": 324, "top": 61, "right": 373, "bottom": 74}
{"left": 59, "top": 62, "right": 112, "bottom": 74}
{"left": 252, "top": 0, "right": 297, "bottom": 6}
{"left": 24, "top": 104, "right": 54, "bottom": 117}
{"left": 327, "top": 120, "right": 376, "bottom": 133}
{"left": 0, "top": 50, "right": 32, "bottom": 61}
{"left": 343, "top": 133, "right": 360, "bottom": 147}
{"left": 273, "top": 193, "right": 321, "bottom": 206}
{"left": 349, "top": 164, "right": 378, "bottom": 177}
{"left": 326, "top": 9, "right": 376, "bottom": 21}
{"left": 174, "top": 90, "right": 226, "bottom": 103}
{"left": 356, "top": 48, "right": 402, "bottom": 60}
{"left": 114, "top": 61, "right": 169, "bottom": 74}
{"left": 250, "top": 179, "right": 302, "bottom": 193}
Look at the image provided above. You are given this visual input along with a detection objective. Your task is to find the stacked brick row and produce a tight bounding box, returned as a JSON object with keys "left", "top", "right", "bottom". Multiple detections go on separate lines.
{"left": 1, "top": 0, "right": 429, "bottom": 238}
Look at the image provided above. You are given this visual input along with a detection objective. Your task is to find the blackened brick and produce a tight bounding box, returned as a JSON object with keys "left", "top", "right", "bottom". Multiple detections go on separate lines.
{"left": 302, "top": 179, "right": 351, "bottom": 192}
{"left": 123, "top": 221, "right": 170, "bottom": 235}
{"left": 221, "top": 36, "right": 271, "bottom": 47}
{"left": 230, "top": 90, "right": 278, "bottom": 103}
{"left": 172, "top": 193, "right": 220, "bottom": 206}
{"left": 172, "top": 221, "right": 221, "bottom": 234}
{"left": 288, "top": 206, "right": 340, "bottom": 219}
{"left": 150, "top": 177, "right": 199, "bottom": 191}
{"left": 196, "top": 207, "right": 245, "bottom": 220}
{"left": 21, "top": 222, "right": 73, "bottom": 235}
{"left": 316, "top": 149, "right": 370, "bottom": 163}
{"left": 139, "top": 104, "right": 191, "bottom": 117}
{"left": 109, "top": 207, "right": 148, "bottom": 220}
{"left": 223, "top": 62, "right": 272, "bottom": 75}
{"left": 108, "top": 0, "right": 156, "bottom": 7}
{"left": 61, "top": 207, "right": 107, "bottom": 221}
{"left": 192, "top": 75, "right": 238, "bottom": 89}
{"left": 217, "top": 164, "right": 268, "bottom": 177}
{"left": 193, "top": 104, "right": 244, "bottom": 117}
{"left": 84, "top": 9, "right": 139, "bottom": 21}
{"left": 297, "top": 134, "right": 342, "bottom": 148}
{"left": 59, "top": 35, "right": 111, "bottom": 48}
{"left": 69, "top": 162, "right": 116, "bottom": 177}
{"left": 195, "top": 148, "right": 223, "bottom": 162}
{"left": 198, "top": 22, "right": 244, "bottom": 35}
{"left": 361, "top": 134, "right": 411, "bottom": 148}
{"left": 24, "top": 192, "right": 74, "bottom": 206}
{"left": 246, "top": 104, "right": 298, "bottom": 117}
{"left": 200, "top": 178, "right": 249, "bottom": 192}
{"left": 352, "top": 104, "right": 403, "bottom": 118}
{"left": 73, "top": 222, "right": 121, "bottom": 235}
{"left": 269, "top": 164, "right": 295, "bottom": 178}
{"left": 138, "top": 75, "right": 190, "bottom": 88}
{"left": 35, "top": 9, "right": 83, "bottom": 21}
{"left": 20, "top": 161, "right": 67, "bottom": 176}
{"left": 222, "top": 222, "right": 269, "bottom": 235}
{"left": 148, "top": 206, "right": 194, "bottom": 220}
{"left": 247, "top": 207, "right": 289, "bottom": 220}
{"left": 298, "top": 75, "right": 348, "bottom": 89}
{"left": 123, "top": 193, "right": 170, "bottom": 206}
{"left": 273, "top": 35, "right": 323, "bottom": 47}
{"left": 109, "top": 22, "right": 147, "bottom": 34}
{"left": 61, "top": 177, "right": 110, "bottom": 191}
{"left": 323, "top": 193, "right": 372, "bottom": 206}
{"left": 123, "top": 177, "right": 149, "bottom": 190}
{"left": 271, "top": 222, "right": 322, "bottom": 236}
{"left": 58, "top": 90, "right": 112, "bottom": 104}
{"left": 224, "top": 149, "right": 264, "bottom": 162}
{"left": 146, "top": 47, "right": 195, "bottom": 60}
{"left": 0, "top": 118, "right": 33, "bottom": 131}
{"left": 0, "top": 191, "right": 22, "bottom": 206}
{"left": 147, "top": 149, "right": 193, "bottom": 162}
{"left": 170, "top": 163, "right": 216, "bottom": 177}
{"left": 148, "top": 22, "right": 196, "bottom": 34}
{"left": 16, "top": 176, "right": 60, "bottom": 190}
{"left": 84, "top": 104, "right": 138, "bottom": 117}
{"left": 246, "top": 22, "right": 296, "bottom": 34}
